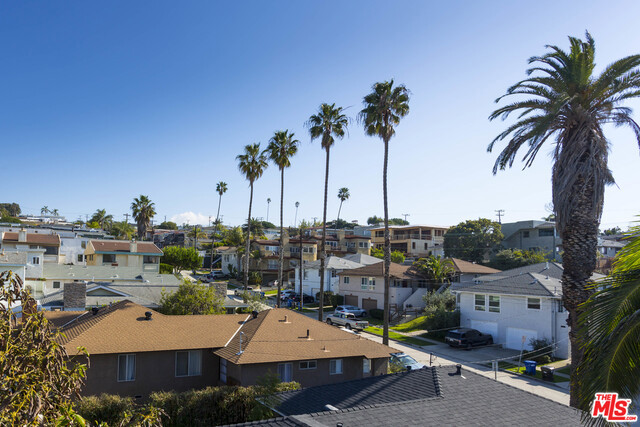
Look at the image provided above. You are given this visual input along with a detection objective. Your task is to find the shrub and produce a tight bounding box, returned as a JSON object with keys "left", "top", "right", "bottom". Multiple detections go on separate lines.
{"left": 523, "top": 337, "right": 554, "bottom": 364}
{"left": 369, "top": 308, "right": 384, "bottom": 320}
{"left": 160, "top": 263, "right": 173, "bottom": 274}
{"left": 75, "top": 394, "right": 136, "bottom": 426}
{"left": 423, "top": 309, "right": 460, "bottom": 339}
{"left": 331, "top": 294, "right": 344, "bottom": 307}
{"left": 315, "top": 290, "right": 333, "bottom": 304}
{"left": 422, "top": 290, "right": 456, "bottom": 314}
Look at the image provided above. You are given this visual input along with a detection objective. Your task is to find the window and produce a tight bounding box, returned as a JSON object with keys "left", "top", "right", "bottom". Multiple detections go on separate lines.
{"left": 103, "top": 254, "right": 116, "bottom": 263}
{"left": 361, "top": 277, "right": 368, "bottom": 290}
{"left": 375, "top": 231, "right": 384, "bottom": 238}
{"left": 556, "top": 300, "right": 564, "bottom": 312}
{"left": 81, "top": 241, "right": 87, "bottom": 249}
{"left": 327, "top": 241, "right": 338, "bottom": 248}
{"left": 522, "top": 231, "right": 530, "bottom": 238}
{"left": 303, "top": 271, "right": 308, "bottom": 279}
{"left": 488, "top": 295, "right": 500, "bottom": 313}
{"left": 29, "top": 245, "right": 38, "bottom": 249}
{"left": 299, "top": 360, "right": 317, "bottom": 370}
{"left": 53, "top": 281, "right": 61, "bottom": 289}
{"left": 424, "top": 243, "right": 428, "bottom": 250}
{"left": 278, "top": 363, "right": 292, "bottom": 382}
{"left": 88, "top": 254, "right": 94, "bottom": 261}
{"left": 331, "top": 270, "right": 337, "bottom": 278}
{"left": 118, "top": 354, "right": 136, "bottom": 382}
{"left": 143, "top": 256, "right": 157, "bottom": 264}
{"left": 527, "top": 298, "right": 541, "bottom": 310}
{"left": 474, "top": 294, "right": 486, "bottom": 311}
{"left": 358, "top": 242, "right": 369, "bottom": 248}
{"left": 538, "top": 229, "right": 554, "bottom": 237}
{"left": 363, "top": 358, "right": 371, "bottom": 374}
{"left": 290, "top": 247, "right": 300, "bottom": 253}
{"left": 343, "top": 276, "right": 350, "bottom": 284}
{"left": 220, "top": 358, "right": 227, "bottom": 383}
{"left": 175, "top": 350, "right": 202, "bottom": 377}
{"left": 435, "top": 230, "right": 443, "bottom": 237}
{"left": 412, "top": 242, "right": 416, "bottom": 249}
{"left": 330, "top": 359, "right": 343, "bottom": 375}
{"left": 32, "top": 257, "right": 40, "bottom": 265}
{"left": 77, "top": 254, "right": 84, "bottom": 263}
{"left": 268, "top": 260, "right": 278, "bottom": 269}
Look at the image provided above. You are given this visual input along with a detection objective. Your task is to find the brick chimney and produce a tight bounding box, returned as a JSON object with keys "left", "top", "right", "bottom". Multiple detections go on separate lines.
{"left": 130, "top": 241, "right": 137, "bottom": 253}
{"left": 63, "top": 282, "right": 86, "bottom": 311}
{"left": 18, "top": 229, "right": 27, "bottom": 243}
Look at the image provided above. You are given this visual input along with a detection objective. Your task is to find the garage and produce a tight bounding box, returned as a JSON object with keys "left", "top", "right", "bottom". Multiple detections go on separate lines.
{"left": 362, "top": 298, "right": 378, "bottom": 311}
{"left": 344, "top": 294, "right": 358, "bottom": 307}
{"left": 470, "top": 320, "right": 498, "bottom": 339}
{"left": 506, "top": 327, "right": 538, "bottom": 351}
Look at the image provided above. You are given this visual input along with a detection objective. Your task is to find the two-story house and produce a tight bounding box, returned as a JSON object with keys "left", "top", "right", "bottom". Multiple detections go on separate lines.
{"left": 294, "top": 256, "right": 364, "bottom": 297}
{"left": 2, "top": 229, "right": 61, "bottom": 265}
{"left": 370, "top": 225, "right": 447, "bottom": 258}
{"left": 85, "top": 240, "right": 162, "bottom": 273}
{"left": 501, "top": 220, "right": 561, "bottom": 261}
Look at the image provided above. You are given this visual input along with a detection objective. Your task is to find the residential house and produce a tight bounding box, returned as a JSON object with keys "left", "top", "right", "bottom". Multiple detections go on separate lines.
{"left": 1, "top": 229, "right": 61, "bottom": 265}
{"left": 216, "top": 246, "right": 239, "bottom": 275}
{"left": 370, "top": 225, "right": 447, "bottom": 258}
{"left": 85, "top": 240, "right": 162, "bottom": 273}
{"left": 293, "top": 256, "right": 364, "bottom": 297}
{"left": 450, "top": 258, "right": 501, "bottom": 283}
{"left": 0, "top": 251, "right": 30, "bottom": 283}
{"left": 451, "top": 262, "right": 603, "bottom": 359}
{"left": 342, "top": 253, "right": 384, "bottom": 266}
{"left": 251, "top": 366, "right": 581, "bottom": 426}
{"left": 597, "top": 237, "right": 626, "bottom": 258}
{"left": 501, "top": 220, "right": 561, "bottom": 261}
{"left": 45, "top": 302, "right": 392, "bottom": 397}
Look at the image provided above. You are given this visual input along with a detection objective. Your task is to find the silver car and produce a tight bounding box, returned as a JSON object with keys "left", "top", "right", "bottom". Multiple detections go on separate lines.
{"left": 335, "top": 305, "right": 367, "bottom": 317}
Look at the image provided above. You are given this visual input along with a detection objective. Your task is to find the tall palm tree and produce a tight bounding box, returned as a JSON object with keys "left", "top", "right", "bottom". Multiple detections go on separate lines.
{"left": 359, "top": 80, "right": 410, "bottom": 345}
{"left": 579, "top": 223, "right": 640, "bottom": 420}
{"left": 488, "top": 32, "right": 640, "bottom": 407}
{"left": 237, "top": 144, "right": 268, "bottom": 290}
{"left": 266, "top": 130, "right": 300, "bottom": 306}
{"left": 336, "top": 187, "right": 350, "bottom": 226}
{"left": 90, "top": 209, "right": 114, "bottom": 230}
{"left": 189, "top": 225, "right": 206, "bottom": 248}
{"left": 266, "top": 198, "right": 271, "bottom": 222}
{"left": 131, "top": 195, "right": 156, "bottom": 240}
{"left": 307, "top": 103, "right": 349, "bottom": 321}
{"left": 214, "top": 182, "right": 227, "bottom": 241}
{"left": 41, "top": 206, "right": 49, "bottom": 216}
{"left": 51, "top": 208, "right": 59, "bottom": 216}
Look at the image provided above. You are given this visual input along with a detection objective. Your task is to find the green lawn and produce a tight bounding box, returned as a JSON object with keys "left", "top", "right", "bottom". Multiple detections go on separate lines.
{"left": 263, "top": 289, "right": 278, "bottom": 295}
{"left": 364, "top": 327, "right": 435, "bottom": 347}
{"left": 392, "top": 316, "right": 429, "bottom": 332}
{"left": 505, "top": 365, "right": 564, "bottom": 383}
{"left": 553, "top": 366, "right": 571, "bottom": 377}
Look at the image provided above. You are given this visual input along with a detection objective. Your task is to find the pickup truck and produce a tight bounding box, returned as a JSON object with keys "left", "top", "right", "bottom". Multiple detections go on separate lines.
{"left": 325, "top": 312, "right": 369, "bottom": 330}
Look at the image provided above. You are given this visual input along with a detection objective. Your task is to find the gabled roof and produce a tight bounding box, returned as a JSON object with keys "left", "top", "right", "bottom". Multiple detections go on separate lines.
{"left": 52, "top": 300, "right": 248, "bottom": 355}
{"left": 43, "top": 310, "right": 85, "bottom": 329}
{"left": 303, "top": 256, "right": 363, "bottom": 271}
{"left": 214, "top": 308, "right": 393, "bottom": 364}
{"left": 89, "top": 240, "right": 162, "bottom": 255}
{"left": 2, "top": 232, "right": 60, "bottom": 246}
{"left": 342, "top": 253, "right": 383, "bottom": 266}
{"left": 337, "top": 261, "right": 418, "bottom": 280}
{"left": 450, "top": 258, "right": 501, "bottom": 275}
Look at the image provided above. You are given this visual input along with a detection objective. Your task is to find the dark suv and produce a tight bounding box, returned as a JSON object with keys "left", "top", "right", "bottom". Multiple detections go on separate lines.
{"left": 445, "top": 328, "right": 493, "bottom": 349}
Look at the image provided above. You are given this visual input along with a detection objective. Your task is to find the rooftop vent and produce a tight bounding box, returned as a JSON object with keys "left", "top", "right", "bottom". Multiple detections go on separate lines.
{"left": 456, "top": 364, "right": 462, "bottom": 375}
{"left": 323, "top": 404, "right": 339, "bottom": 411}
{"left": 144, "top": 311, "right": 152, "bottom": 321}
{"left": 252, "top": 310, "right": 259, "bottom": 319}
{"left": 92, "top": 307, "right": 99, "bottom": 316}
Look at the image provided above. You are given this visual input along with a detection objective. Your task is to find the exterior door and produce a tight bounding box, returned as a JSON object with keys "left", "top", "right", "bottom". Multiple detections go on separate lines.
{"left": 345, "top": 294, "right": 358, "bottom": 307}
{"left": 362, "top": 298, "right": 378, "bottom": 311}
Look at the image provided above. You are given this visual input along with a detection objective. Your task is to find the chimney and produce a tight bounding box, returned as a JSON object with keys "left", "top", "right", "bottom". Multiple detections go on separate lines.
{"left": 18, "top": 229, "right": 27, "bottom": 243}
{"left": 130, "top": 241, "right": 137, "bottom": 253}
{"left": 284, "top": 315, "right": 289, "bottom": 323}
{"left": 337, "top": 229, "right": 346, "bottom": 243}
{"left": 63, "top": 282, "right": 86, "bottom": 311}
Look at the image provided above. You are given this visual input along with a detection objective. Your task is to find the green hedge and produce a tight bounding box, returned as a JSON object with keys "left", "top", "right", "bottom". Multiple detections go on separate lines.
{"left": 160, "top": 263, "right": 174, "bottom": 274}
{"left": 74, "top": 394, "right": 136, "bottom": 426}
{"left": 369, "top": 308, "right": 384, "bottom": 320}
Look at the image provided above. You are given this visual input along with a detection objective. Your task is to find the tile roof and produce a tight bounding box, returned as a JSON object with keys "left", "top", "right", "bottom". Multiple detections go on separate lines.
{"left": 336, "top": 261, "right": 418, "bottom": 280}
{"left": 89, "top": 240, "right": 162, "bottom": 254}
{"left": 450, "top": 258, "right": 501, "bottom": 274}
{"left": 55, "top": 300, "right": 249, "bottom": 354}
{"left": 215, "top": 308, "right": 394, "bottom": 365}
{"left": 269, "top": 367, "right": 581, "bottom": 426}
{"left": 2, "top": 232, "right": 60, "bottom": 245}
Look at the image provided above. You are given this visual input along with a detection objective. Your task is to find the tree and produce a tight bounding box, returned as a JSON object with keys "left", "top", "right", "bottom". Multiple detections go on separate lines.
{"left": 413, "top": 255, "right": 455, "bottom": 284}
{"left": 188, "top": 225, "right": 206, "bottom": 248}
{"left": 331, "top": 218, "right": 355, "bottom": 229}
{"left": 307, "top": 103, "right": 349, "bottom": 321}
{"left": 371, "top": 249, "right": 406, "bottom": 264}
{"left": 90, "top": 209, "right": 113, "bottom": 230}
{"left": 601, "top": 226, "right": 622, "bottom": 236}
{"left": 131, "top": 195, "right": 156, "bottom": 240}
{"left": 159, "top": 279, "right": 224, "bottom": 315}
{"left": 486, "top": 249, "right": 548, "bottom": 270}
{"left": 359, "top": 80, "right": 410, "bottom": 345}
{"left": 389, "top": 218, "right": 409, "bottom": 225}
{"left": 214, "top": 181, "right": 228, "bottom": 243}
{"left": 158, "top": 221, "right": 178, "bottom": 230}
{"left": 0, "top": 271, "right": 87, "bottom": 424}
{"left": 367, "top": 215, "right": 383, "bottom": 225}
{"left": 222, "top": 226, "right": 245, "bottom": 248}
{"left": 443, "top": 218, "right": 504, "bottom": 263}
{"left": 266, "top": 129, "right": 300, "bottom": 307}
{"left": 266, "top": 198, "right": 271, "bottom": 222}
{"left": 51, "top": 208, "right": 59, "bottom": 216}
{"left": 487, "top": 32, "right": 640, "bottom": 407}
{"left": 336, "top": 187, "right": 350, "bottom": 224}
{"left": 578, "top": 222, "right": 640, "bottom": 416}
{"left": 161, "top": 246, "right": 203, "bottom": 273}
{"left": 237, "top": 144, "right": 269, "bottom": 290}
{"left": 86, "top": 221, "right": 101, "bottom": 229}
{"left": 242, "top": 218, "right": 266, "bottom": 239}
{"left": 0, "top": 203, "right": 21, "bottom": 216}
{"left": 110, "top": 221, "right": 135, "bottom": 240}
{"left": 41, "top": 206, "right": 49, "bottom": 215}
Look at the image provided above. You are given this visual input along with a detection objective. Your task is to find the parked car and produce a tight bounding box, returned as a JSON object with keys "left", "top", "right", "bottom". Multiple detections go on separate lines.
{"left": 280, "top": 290, "right": 297, "bottom": 301}
{"left": 445, "top": 328, "right": 493, "bottom": 349}
{"left": 390, "top": 352, "right": 426, "bottom": 371}
{"left": 211, "top": 270, "right": 227, "bottom": 279}
{"left": 334, "top": 305, "right": 367, "bottom": 317}
{"left": 234, "top": 286, "right": 254, "bottom": 296}
{"left": 293, "top": 294, "right": 315, "bottom": 304}
{"left": 325, "top": 312, "right": 369, "bottom": 330}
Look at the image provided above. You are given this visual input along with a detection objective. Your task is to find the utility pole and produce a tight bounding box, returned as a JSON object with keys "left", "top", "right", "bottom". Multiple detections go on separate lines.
{"left": 312, "top": 216, "right": 318, "bottom": 226}
{"left": 495, "top": 209, "right": 505, "bottom": 224}
{"left": 401, "top": 213, "right": 410, "bottom": 223}
{"left": 208, "top": 216, "right": 211, "bottom": 227}
{"left": 124, "top": 213, "right": 130, "bottom": 224}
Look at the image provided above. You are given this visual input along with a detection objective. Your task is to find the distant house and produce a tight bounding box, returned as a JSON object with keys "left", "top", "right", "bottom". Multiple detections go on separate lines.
{"left": 216, "top": 246, "right": 239, "bottom": 275}
{"left": 1, "top": 229, "right": 61, "bottom": 265}
{"left": 452, "top": 262, "right": 604, "bottom": 359}
{"left": 46, "top": 302, "right": 392, "bottom": 397}
{"left": 369, "top": 225, "right": 447, "bottom": 258}
{"left": 501, "top": 220, "right": 561, "bottom": 261}
{"left": 85, "top": 240, "right": 163, "bottom": 273}
{"left": 597, "top": 237, "right": 626, "bottom": 258}
{"left": 449, "top": 258, "right": 501, "bottom": 282}
{"left": 293, "top": 256, "right": 364, "bottom": 297}
{"left": 0, "top": 251, "right": 29, "bottom": 283}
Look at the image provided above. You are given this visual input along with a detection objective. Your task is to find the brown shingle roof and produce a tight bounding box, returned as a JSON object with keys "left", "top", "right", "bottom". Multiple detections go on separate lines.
{"left": 44, "top": 310, "right": 85, "bottom": 329}
{"left": 337, "top": 261, "right": 416, "bottom": 280}
{"left": 450, "top": 258, "right": 501, "bottom": 275}
{"left": 2, "top": 232, "right": 60, "bottom": 246}
{"left": 215, "top": 309, "right": 394, "bottom": 364}
{"left": 90, "top": 240, "right": 162, "bottom": 255}
{"left": 56, "top": 300, "right": 248, "bottom": 354}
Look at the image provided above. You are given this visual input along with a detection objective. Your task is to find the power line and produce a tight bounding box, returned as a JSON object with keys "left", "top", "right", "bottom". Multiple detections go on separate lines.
{"left": 495, "top": 209, "right": 505, "bottom": 224}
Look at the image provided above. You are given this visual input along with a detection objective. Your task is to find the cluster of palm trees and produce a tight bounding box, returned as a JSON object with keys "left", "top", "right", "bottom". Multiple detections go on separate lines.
{"left": 40, "top": 206, "right": 59, "bottom": 216}
{"left": 234, "top": 80, "right": 410, "bottom": 337}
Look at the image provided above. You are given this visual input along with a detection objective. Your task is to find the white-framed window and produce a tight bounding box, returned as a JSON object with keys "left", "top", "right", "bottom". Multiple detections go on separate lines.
{"left": 343, "top": 276, "right": 350, "bottom": 284}
{"left": 77, "top": 254, "right": 84, "bottom": 263}
{"left": 175, "top": 350, "right": 202, "bottom": 377}
{"left": 363, "top": 358, "right": 371, "bottom": 374}
{"left": 488, "top": 295, "right": 500, "bottom": 313}
{"left": 361, "top": 277, "right": 368, "bottom": 290}
{"left": 53, "top": 281, "right": 61, "bottom": 289}
{"left": 118, "top": 354, "right": 136, "bottom": 382}
{"left": 278, "top": 362, "right": 293, "bottom": 382}
{"left": 474, "top": 294, "right": 486, "bottom": 311}
{"left": 268, "top": 260, "right": 278, "bottom": 269}
{"left": 32, "top": 256, "right": 40, "bottom": 265}
{"left": 556, "top": 300, "right": 564, "bottom": 312}
{"left": 330, "top": 359, "right": 343, "bottom": 375}
{"left": 290, "top": 247, "right": 300, "bottom": 253}
{"left": 527, "top": 298, "right": 541, "bottom": 310}
{"left": 299, "top": 360, "right": 317, "bottom": 370}
{"left": 368, "top": 278, "right": 375, "bottom": 290}
{"left": 331, "top": 270, "right": 337, "bottom": 278}
{"left": 327, "top": 241, "right": 338, "bottom": 248}
{"left": 358, "top": 242, "right": 369, "bottom": 248}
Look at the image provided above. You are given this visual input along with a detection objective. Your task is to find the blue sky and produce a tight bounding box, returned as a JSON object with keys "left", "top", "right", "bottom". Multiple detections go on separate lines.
{"left": 2, "top": 1, "right": 639, "bottom": 229}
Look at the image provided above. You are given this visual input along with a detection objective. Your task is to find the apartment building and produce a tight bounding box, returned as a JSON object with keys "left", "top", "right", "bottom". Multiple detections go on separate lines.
{"left": 370, "top": 225, "right": 448, "bottom": 258}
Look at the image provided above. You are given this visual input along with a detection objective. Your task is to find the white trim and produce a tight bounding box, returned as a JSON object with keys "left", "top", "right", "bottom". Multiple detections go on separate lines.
{"left": 86, "top": 285, "right": 130, "bottom": 297}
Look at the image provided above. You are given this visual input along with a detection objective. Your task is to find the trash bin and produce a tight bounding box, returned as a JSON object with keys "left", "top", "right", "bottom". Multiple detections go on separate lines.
{"left": 541, "top": 366, "right": 555, "bottom": 381}
{"left": 523, "top": 360, "right": 537, "bottom": 375}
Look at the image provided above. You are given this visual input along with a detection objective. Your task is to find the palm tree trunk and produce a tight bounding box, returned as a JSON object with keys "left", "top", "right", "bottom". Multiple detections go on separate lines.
{"left": 244, "top": 183, "right": 254, "bottom": 290}
{"left": 382, "top": 137, "right": 391, "bottom": 346}
{"left": 337, "top": 200, "right": 343, "bottom": 226}
{"left": 277, "top": 168, "right": 285, "bottom": 308}
{"left": 212, "top": 192, "right": 222, "bottom": 272}
{"left": 318, "top": 147, "right": 330, "bottom": 321}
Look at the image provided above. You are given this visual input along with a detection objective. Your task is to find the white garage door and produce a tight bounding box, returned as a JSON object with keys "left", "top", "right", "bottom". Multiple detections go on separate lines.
{"left": 470, "top": 320, "right": 498, "bottom": 339}
{"left": 506, "top": 327, "right": 538, "bottom": 351}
